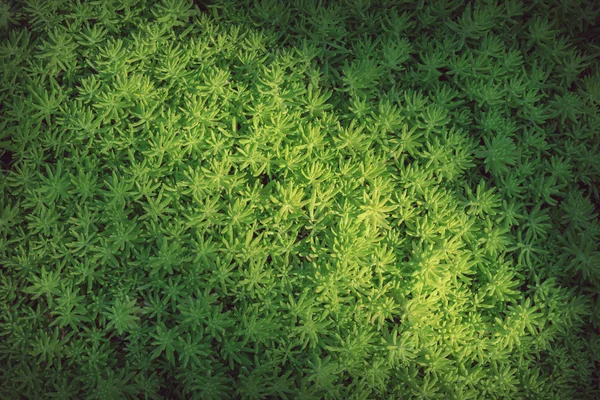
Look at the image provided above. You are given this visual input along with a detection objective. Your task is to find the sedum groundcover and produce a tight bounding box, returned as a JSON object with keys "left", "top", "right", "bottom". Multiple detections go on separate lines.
{"left": 0, "top": 0, "right": 599, "bottom": 398}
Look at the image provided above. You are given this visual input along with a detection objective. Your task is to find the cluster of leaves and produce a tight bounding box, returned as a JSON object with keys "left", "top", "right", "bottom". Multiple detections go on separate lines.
{"left": 0, "top": 0, "right": 599, "bottom": 398}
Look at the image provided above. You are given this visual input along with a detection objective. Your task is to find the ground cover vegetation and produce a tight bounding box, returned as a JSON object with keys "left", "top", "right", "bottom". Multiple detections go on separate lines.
{"left": 0, "top": 0, "right": 599, "bottom": 398}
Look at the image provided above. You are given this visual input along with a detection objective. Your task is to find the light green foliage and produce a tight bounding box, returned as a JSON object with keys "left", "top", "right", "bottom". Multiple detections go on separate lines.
{"left": 0, "top": 0, "right": 599, "bottom": 398}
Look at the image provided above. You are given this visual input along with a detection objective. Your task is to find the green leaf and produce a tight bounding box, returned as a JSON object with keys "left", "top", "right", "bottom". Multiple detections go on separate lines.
{"left": 23, "top": 265, "right": 62, "bottom": 306}
{"left": 104, "top": 295, "right": 142, "bottom": 335}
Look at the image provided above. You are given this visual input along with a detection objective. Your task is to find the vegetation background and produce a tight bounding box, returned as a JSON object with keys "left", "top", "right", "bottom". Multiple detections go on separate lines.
{"left": 0, "top": 0, "right": 599, "bottom": 398}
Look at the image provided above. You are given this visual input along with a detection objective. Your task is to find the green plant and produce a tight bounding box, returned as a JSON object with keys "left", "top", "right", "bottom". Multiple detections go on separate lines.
{"left": 0, "top": 0, "right": 599, "bottom": 398}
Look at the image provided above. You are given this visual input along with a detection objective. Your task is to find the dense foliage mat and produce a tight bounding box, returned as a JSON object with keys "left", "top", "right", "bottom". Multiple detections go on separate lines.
{"left": 0, "top": 0, "right": 599, "bottom": 398}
